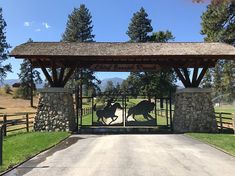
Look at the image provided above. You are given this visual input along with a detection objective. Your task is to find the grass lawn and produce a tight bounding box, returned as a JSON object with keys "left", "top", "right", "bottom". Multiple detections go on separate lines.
{"left": 187, "top": 133, "right": 235, "bottom": 156}
{"left": 0, "top": 132, "right": 70, "bottom": 173}
{"left": 215, "top": 105, "right": 235, "bottom": 114}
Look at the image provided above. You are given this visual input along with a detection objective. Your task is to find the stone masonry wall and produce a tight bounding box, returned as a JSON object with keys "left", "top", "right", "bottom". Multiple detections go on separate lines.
{"left": 173, "top": 88, "right": 218, "bottom": 133}
{"left": 34, "top": 88, "right": 76, "bottom": 132}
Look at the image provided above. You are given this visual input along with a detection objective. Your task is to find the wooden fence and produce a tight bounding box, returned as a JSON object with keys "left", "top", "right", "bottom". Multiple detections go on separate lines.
{"left": 0, "top": 112, "right": 36, "bottom": 136}
{"left": 215, "top": 112, "right": 235, "bottom": 133}
{"left": 0, "top": 124, "right": 4, "bottom": 165}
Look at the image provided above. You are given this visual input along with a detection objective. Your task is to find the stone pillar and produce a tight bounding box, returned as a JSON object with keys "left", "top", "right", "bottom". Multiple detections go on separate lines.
{"left": 34, "top": 88, "right": 76, "bottom": 132}
{"left": 173, "top": 88, "right": 218, "bottom": 133}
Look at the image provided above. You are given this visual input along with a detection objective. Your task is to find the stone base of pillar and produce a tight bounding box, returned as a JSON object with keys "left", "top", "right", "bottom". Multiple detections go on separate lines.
{"left": 34, "top": 88, "right": 76, "bottom": 132}
{"left": 173, "top": 88, "right": 218, "bottom": 133}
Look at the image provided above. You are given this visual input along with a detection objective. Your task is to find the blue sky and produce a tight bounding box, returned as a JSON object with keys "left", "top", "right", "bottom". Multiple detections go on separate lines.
{"left": 0, "top": 0, "right": 210, "bottom": 80}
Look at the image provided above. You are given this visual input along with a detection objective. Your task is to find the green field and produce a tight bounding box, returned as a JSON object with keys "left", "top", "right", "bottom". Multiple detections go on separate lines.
{"left": 187, "top": 133, "right": 235, "bottom": 156}
{"left": 0, "top": 132, "right": 70, "bottom": 173}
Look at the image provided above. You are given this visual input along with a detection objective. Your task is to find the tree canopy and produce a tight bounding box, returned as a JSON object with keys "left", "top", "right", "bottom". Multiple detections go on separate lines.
{"left": 125, "top": 7, "right": 176, "bottom": 98}
{"left": 201, "top": 0, "right": 235, "bottom": 102}
{"left": 0, "top": 7, "right": 11, "bottom": 82}
{"left": 62, "top": 4, "right": 100, "bottom": 95}
{"left": 62, "top": 4, "right": 95, "bottom": 42}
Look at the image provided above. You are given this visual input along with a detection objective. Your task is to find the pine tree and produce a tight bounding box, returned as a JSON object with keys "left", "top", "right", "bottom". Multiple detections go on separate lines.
{"left": 127, "top": 7, "right": 153, "bottom": 42}
{"left": 201, "top": 0, "right": 235, "bottom": 101}
{"left": 149, "top": 31, "right": 175, "bottom": 42}
{"left": 126, "top": 7, "right": 176, "bottom": 98}
{"left": 62, "top": 4, "right": 100, "bottom": 96}
{"left": 62, "top": 4, "right": 94, "bottom": 42}
{"left": 0, "top": 7, "right": 11, "bottom": 82}
{"left": 18, "top": 39, "right": 42, "bottom": 101}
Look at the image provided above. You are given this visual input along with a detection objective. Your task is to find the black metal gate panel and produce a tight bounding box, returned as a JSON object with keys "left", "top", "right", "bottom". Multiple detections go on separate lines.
{"left": 77, "top": 94, "right": 173, "bottom": 130}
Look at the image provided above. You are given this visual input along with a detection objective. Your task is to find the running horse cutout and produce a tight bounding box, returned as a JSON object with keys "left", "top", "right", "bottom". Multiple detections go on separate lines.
{"left": 95, "top": 99, "right": 123, "bottom": 125}
{"left": 127, "top": 100, "right": 155, "bottom": 121}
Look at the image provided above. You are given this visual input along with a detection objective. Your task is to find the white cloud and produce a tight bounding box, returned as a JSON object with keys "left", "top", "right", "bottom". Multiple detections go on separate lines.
{"left": 35, "top": 28, "right": 41, "bottom": 32}
{"left": 42, "top": 22, "right": 51, "bottom": 29}
{"left": 24, "top": 21, "right": 33, "bottom": 27}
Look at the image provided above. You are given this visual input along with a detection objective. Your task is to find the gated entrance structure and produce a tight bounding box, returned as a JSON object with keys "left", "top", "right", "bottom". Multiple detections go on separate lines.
{"left": 10, "top": 42, "right": 235, "bottom": 133}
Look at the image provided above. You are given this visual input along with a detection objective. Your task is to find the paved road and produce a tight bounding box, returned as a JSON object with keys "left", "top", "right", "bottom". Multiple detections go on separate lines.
{"left": 5, "top": 135, "right": 235, "bottom": 176}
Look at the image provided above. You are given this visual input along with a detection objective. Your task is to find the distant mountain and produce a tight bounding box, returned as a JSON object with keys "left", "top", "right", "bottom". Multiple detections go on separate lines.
{"left": 99, "top": 77, "right": 124, "bottom": 91}
{"left": 0, "top": 79, "right": 19, "bottom": 87}
{"left": 0, "top": 79, "right": 44, "bottom": 88}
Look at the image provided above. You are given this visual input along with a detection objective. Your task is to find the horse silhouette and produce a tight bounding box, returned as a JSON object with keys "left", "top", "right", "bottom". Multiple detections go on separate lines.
{"left": 96, "top": 103, "right": 123, "bottom": 125}
{"left": 127, "top": 100, "right": 155, "bottom": 121}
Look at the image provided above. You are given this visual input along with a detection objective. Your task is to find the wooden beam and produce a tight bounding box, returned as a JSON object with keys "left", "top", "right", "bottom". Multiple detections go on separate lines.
{"left": 174, "top": 68, "right": 189, "bottom": 88}
{"left": 58, "top": 68, "right": 65, "bottom": 85}
{"left": 61, "top": 67, "right": 76, "bottom": 86}
{"left": 192, "top": 67, "right": 199, "bottom": 86}
{"left": 195, "top": 67, "right": 208, "bottom": 87}
{"left": 182, "top": 68, "right": 191, "bottom": 87}
{"left": 37, "top": 59, "right": 54, "bottom": 87}
{"left": 51, "top": 61, "right": 58, "bottom": 86}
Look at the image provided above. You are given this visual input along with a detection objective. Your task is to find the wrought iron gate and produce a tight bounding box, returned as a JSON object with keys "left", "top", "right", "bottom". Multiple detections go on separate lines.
{"left": 77, "top": 94, "right": 173, "bottom": 131}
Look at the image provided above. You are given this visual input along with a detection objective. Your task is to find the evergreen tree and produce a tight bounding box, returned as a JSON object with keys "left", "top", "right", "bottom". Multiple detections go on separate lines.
{"left": 0, "top": 7, "right": 11, "bottom": 82}
{"left": 62, "top": 4, "right": 94, "bottom": 42}
{"left": 62, "top": 4, "right": 100, "bottom": 95}
{"left": 126, "top": 7, "right": 176, "bottom": 98}
{"left": 127, "top": 7, "right": 153, "bottom": 42}
{"left": 201, "top": 0, "right": 235, "bottom": 101}
{"left": 18, "top": 39, "right": 42, "bottom": 101}
{"left": 149, "top": 31, "right": 175, "bottom": 42}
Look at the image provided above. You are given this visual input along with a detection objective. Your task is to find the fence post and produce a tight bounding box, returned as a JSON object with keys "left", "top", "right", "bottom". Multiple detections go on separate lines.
{"left": 233, "top": 113, "right": 235, "bottom": 135}
{"left": 26, "top": 113, "right": 29, "bottom": 132}
{"left": 3, "top": 115, "right": 7, "bottom": 136}
{"left": 0, "top": 125, "right": 3, "bottom": 165}
{"left": 219, "top": 113, "right": 223, "bottom": 133}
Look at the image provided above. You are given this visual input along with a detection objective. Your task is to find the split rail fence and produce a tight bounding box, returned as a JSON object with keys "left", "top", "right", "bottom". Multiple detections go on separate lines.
{"left": 0, "top": 112, "right": 36, "bottom": 136}
{"left": 216, "top": 112, "right": 235, "bottom": 133}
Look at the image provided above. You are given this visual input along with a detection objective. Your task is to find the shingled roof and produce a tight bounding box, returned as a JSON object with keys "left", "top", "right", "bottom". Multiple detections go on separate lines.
{"left": 10, "top": 42, "right": 235, "bottom": 58}
{"left": 9, "top": 42, "right": 235, "bottom": 70}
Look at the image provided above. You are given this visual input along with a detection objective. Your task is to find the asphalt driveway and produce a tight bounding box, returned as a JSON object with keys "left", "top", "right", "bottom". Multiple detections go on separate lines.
{"left": 5, "top": 134, "right": 235, "bottom": 176}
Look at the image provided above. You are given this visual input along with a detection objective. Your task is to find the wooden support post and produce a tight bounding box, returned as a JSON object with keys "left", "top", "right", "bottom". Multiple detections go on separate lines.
{"left": 58, "top": 68, "right": 65, "bottom": 84}
{"left": 195, "top": 67, "right": 208, "bottom": 87}
{"left": 51, "top": 62, "right": 58, "bottom": 86}
{"left": 192, "top": 68, "right": 199, "bottom": 86}
{"left": 80, "top": 69, "right": 83, "bottom": 126}
{"left": 37, "top": 60, "right": 54, "bottom": 87}
{"left": 174, "top": 68, "right": 189, "bottom": 88}
{"left": 0, "top": 125, "right": 3, "bottom": 165}
{"left": 233, "top": 113, "right": 235, "bottom": 135}
{"left": 219, "top": 113, "right": 223, "bottom": 133}
{"left": 62, "top": 67, "right": 76, "bottom": 87}
{"left": 182, "top": 68, "right": 191, "bottom": 87}
{"left": 26, "top": 113, "right": 29, "bottom": 132}
{"left": 30, "top": 65, "right": 33, "bottom": 107}
{"left": 3, "top": 115, "right": 6, "bottom": 136}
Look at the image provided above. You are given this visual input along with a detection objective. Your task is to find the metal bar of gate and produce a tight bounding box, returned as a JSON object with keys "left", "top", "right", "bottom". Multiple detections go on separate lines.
{"left": 124, "top": 95, "right": 126, "bottom": 127}
{"left": 169, "top": 92, "right": 173, "bottom": 131}
{"left": 166, "top": 99, "right": 169, "bottom": 127}
{"left": 155, "top": 96, "right": 157, "bottom": 125}
{"left": 80, "top": 69, "right": 83, "bottom": 127}
{"left": 92, "top": 97, "right": 94, "bottom": 125}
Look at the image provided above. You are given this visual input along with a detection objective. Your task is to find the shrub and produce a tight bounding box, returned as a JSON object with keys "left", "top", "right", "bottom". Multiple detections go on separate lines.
{"left": 4, "top": 84, "right": 12, "bottom": 94}
{"left": 13, "top": 86, "right": 30, "bottom": 99}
